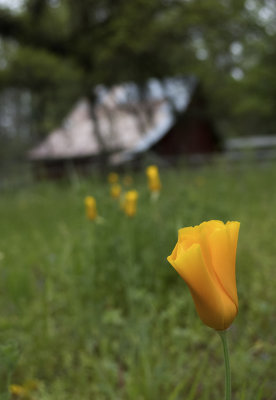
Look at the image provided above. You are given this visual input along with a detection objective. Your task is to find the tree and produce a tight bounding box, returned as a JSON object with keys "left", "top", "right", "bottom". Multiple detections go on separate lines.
{"left": 0, "top": 0, "right": 275, "bottom": 150}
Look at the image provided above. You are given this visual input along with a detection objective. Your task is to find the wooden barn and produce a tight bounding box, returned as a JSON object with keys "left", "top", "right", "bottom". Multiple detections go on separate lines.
{"left": 28, "top": 76, "right": 220, "bottom": 178}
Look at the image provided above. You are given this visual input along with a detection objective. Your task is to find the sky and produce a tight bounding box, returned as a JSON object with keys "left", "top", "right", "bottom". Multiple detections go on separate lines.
{"left": 0, "top": 0, "right": 23, "bottom": 10}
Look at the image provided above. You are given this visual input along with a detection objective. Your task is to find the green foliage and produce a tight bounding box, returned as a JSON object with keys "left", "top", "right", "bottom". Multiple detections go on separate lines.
{"left": 7, "top": 46, "right": 82, "bottom": 90}
{"left": 5, "top": 45, "right": 84, "bottom": 135}
{"left": 0, "top": 340, "right": 19, "bottom": 398}
{"left": 0, "top": 162, "right": 275, "bottom": 399}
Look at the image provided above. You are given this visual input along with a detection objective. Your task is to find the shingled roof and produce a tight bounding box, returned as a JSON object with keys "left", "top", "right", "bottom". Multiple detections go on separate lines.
{"left": 28, "top": 76, "right": 198, "bottom": 161}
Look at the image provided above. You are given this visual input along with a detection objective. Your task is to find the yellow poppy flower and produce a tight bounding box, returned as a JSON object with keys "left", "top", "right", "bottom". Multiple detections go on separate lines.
{"left": 110, "top": 184, "right": 122, "bottom": 199}
{"left": 84, "top": 196, "right": 97, "bottom": 221}
{"left": 146, "top": 165, "right": 158, "bottom": 178}
{"left": 124, "top": 190, "right": 138, "bottom": 217}
{"left": 108, "top": 172, "right": 119, "bottom": 184}
{"left": 167, "top": 220, "right": 240, "bottom": 330}
{"left": 9, "top": 384, "right": 28, "bottom": 397}
{"left": 123, "top": 175, "right": 133, "bottom": 186}
{"left": 146, "top": 165, "right": 161, "bottom": 192}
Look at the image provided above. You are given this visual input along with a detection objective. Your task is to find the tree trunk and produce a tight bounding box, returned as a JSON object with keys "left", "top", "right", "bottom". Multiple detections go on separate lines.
{"left": 86, "top": 92, "right": 107, "bottom": 161}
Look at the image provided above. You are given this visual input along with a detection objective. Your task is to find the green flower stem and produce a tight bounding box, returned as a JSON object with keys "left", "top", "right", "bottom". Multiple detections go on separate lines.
{"left": 217, "top": 330, "right": 231, "bottom": 400}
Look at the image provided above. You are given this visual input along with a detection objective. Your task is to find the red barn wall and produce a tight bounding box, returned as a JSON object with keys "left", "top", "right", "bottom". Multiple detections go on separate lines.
{"left": 153, "top": 84, "right": 220, "bottom": 156}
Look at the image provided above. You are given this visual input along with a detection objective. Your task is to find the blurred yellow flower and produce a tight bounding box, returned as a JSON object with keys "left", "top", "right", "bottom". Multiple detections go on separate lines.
{"left": 108, "top": 172, "right": 119, "bottom": 184}
{"left": 167, "top": 220, "right": 240, "bottom": 331}
{"left": 124, "top": 190, "right": 138, "bottom": 217}
{"left": 146, "top": 165, "right": 161, "bottom": 192}
{"left": 10, "top": 380, "right": 40, "bottom": 399}
{"left": 110, "top": 183, "right": 122, "bottom": 199}
{"left": 123, "top": 175, "right": 133, "bottom": 186}
{"left": 9, "top": 384, "right": 28, "bottom": 397}
{"left": 84, "top": 196, "right": 97, "bottom": 221}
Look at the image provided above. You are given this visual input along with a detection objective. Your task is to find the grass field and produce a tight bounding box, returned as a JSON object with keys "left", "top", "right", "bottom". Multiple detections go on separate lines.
{"left": 0, "top": 160, "right": 275, "bottom": 399}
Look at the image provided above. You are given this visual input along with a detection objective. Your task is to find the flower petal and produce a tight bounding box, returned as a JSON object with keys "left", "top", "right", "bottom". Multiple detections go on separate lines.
{"left": 207, "top": 222, "right": 240, "bottom": 308}
{"left": 168, "top": 242, "right": 237, "bottom": 330}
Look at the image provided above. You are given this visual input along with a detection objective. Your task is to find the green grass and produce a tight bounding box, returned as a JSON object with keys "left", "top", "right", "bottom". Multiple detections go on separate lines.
{"left": 0, "top": 160, "right": 275, "bottom": 399}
